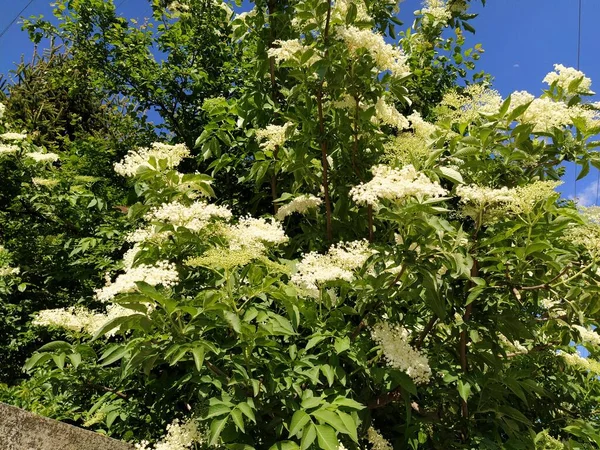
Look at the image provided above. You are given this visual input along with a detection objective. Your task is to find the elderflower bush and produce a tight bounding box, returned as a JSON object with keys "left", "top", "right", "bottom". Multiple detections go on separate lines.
{"left": 19, "top": 1, "right": 600, "bottom": 450}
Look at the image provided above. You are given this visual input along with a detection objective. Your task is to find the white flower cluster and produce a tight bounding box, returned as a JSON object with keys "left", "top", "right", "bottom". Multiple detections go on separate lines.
{"left": 255, "top": 122, "right": 294, "bottom": 152}
{"left": 32, "top": 178, "right": 59, "bottom": 188}
{"left": 292, "top": 240, "right": 372, "bottom": 297}
{"left": 135, "top": 418, "right": 205, "bottom": 450}
{"left": 509, "top": 89, "right": 600, "bottom": 132}
{"left": 367, "top": 427, "right": 393, "bottom": 450}
{"left": 559, "top": 350, "right": 600, "bottom": 375}
{"left": 168, "top": 1, "right": 190, "bottom": 13}
{"left": 0, "top": 103, "right": 5, "bottom": 120}
{"left": 456, "top": 184, "right": 513, "bottom": 207}
{"left": 374, "top": 97, "right": 410, "bottom": 130}
{"left": 26, "top": 152, "right": 59, "bottom": 163}
{"left": 275, "top": 194, "right": 322, "bottom": 220}
{"left": 0, "top": 144, "right": 18, "bottom": 156}
{"left": 114, "top": 142, "right": 190, "bottom": 177}
{"left": 543, "top": 64, "right": 593, "bottom": 97}
{"left": 498, "top": 333, "right": 528, "bottom": 355}
{"left": 95, "top": 261, "right": 179, "bottom": 302}
{"left": 332, "top": 0, "right": 372, "bottom": 22}
{"left": 350, "top": 164, "right": 447, "bottom": 208}
{"left": 335, "top": 25, "right": 409, "bottom": 77}
{"left": 0, "top": 132, "right": 27, "bottom": 141}
{"left": 0, "top": 266, "right": 20, "bottom": 277}
{"left": 457, "top": 181, "right": 560, "bottom": 220}
{"left": 573, "top": 325, "right": 600, "bottom": 347}
{"left": 227, "top": 216, "right": 289, "bottom": 251}
{"left": 520, "top": 97, "right": 572, "bottom": 132}
{"left": 420, "top": 0, "right": 452, "bottom": 26}
{"left": 407, "top": 111, "right": 437, "bottom": 137}
{"left": 440, "top": 84, "right": 503, "bottom": 123}
{"left": 267, "top": 39, "right": 321, "bottom": 66}
{"left": 146, "top": 201, "right": 232, "bottom": 232}
{"left": 371, "top": 321, "right": 432, "bottom": 384}
{"left": 33, "top": 304, "right": 133, "bottom": 337}
{"left": 126, "top": 225, "right": 172, "bottom": 244}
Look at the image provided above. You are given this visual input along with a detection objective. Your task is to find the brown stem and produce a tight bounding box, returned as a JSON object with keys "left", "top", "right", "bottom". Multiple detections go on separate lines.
{"left": 86, "top": 382, "right": 127, "bottom": 400}
{"left": 206, "top": 361, "right": 229, "bottom": 382}
{"left": 367, "top": 388, "right": 439, "bottom": 419}
{"left": 315, "top": 0, "right": 334, "bottom": 241}
{"left": 267, "top": 0, "right": 280, "bottom": 214}
{"left": 350, "top": 265, "right": 407, "bottom": 339}
{"left": 271, "top": 145, "right": 280, "bottom": 214}
{"left": 459, "top": 259, "right": 478, "bottom": 423}
{"left": 519, "top": 265, "right": 571, "bottom": 291}
{"left": 350, "top": 95, "right": 373, "bottom": 242}
{"left": 415, "top": 317, "right": 437, "bottom": 350}
{"left": 317, "top": 89, "right": 333, "bottom": 242}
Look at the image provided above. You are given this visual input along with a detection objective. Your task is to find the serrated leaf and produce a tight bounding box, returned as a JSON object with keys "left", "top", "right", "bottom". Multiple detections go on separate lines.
{"left": 224, "top": 311, "right": 242, "bottom": 333}
{"left": 231, "top": 408, "right": 245, "bottom": 432}
{"left": 300, "top": 423, "right": 317, "bottom": 450}
{"left": 336, "top": 411, "right": 357, "bottom": 442}
{"left": 192, "top": 346, "right": 205, "bottom": 372}
{"left": 315, "top": 424, "right": 338, "bottom": 450}
{"left": 289, "top": 410, "right": 311, "bottom": 437}
{"left": 206, "top": 404, "right": 231, "bottom": 419}
{"left": 311, "top": 409, "right": 349, "bottom": 436}
{"left": 209, "top": 416, "right": 229, "bottom": 446}
{"left": 237, "top": 402, "right": 256, "bottom": 423}
{"left": 269, "top": 441, "right": 300, "bottom": 450}
{"left": 334, "top": 337, "right": 350, "bottom": 354}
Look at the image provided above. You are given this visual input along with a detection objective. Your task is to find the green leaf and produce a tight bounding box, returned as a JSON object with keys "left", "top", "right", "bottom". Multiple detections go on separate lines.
{"left": 289, "top": 410, "right": 311, "bottom": 437}
{"left": 100, "top": 346, "right": 129, "bottom": 366}
{"left": 68, "top": 352, "right": 82, "bottom": 369}
{"left": 320, "top": 364, "right": 335, "bottom": 386}
{"left": 209, "top": 417, "right": 229, "bottom": 446}
{"left": 336, "top": 411, "right": 357, "bottom": 442}
{"left": 231, "top": 408, "right": 245, "bottom": 432}
{"left": 24, "top": 353, "right": 52, "bottom": 371}
{"left": 457, "top": 380, "right": 471, "bottom": 402}
{"left": 312, "top": 409, "right": 349, "bottom": 436}
{"left": 315, "top": 424, "right": 338, "bottom": 450}
{"left": 224, "top": 311, "right": 242, "bottom": 333}
{"left": 333, "top": 337, "right": 350, "bottom": 354}
{"left": 331, "top": 397, "right": 364, "bottom": 410}
{"left": 206, "top": 404, "right": 231, "bottom": 419}
{"left": 38, "top": 341, "right": 72, "bottom": 352}
{"left": 237, "top": 402, "right": 256, "bottom": 423}
{"left": 192, "top": 346, "right": 205, "bottom": 372}
{"left": 91, "top": 315, "right": 136, "bottom": 341}
{"left": 269, "top": 442, "right": 300, "bottom": 450}
{"left": 438, "top": 166, "right": 464, "bottom": 184}
{"left": 301, "top": 397, "right": 323, "bottom": 410}
{"left": 301, "top": 423, "right": 317, "bottom": 450}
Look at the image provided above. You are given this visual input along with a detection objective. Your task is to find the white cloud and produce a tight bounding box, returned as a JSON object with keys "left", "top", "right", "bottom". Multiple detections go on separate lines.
{"left": 513, "top": 63, "right": 520, "bottom": 68}
{"left": 572, "top": 177, "right": 600, "bottom": 207}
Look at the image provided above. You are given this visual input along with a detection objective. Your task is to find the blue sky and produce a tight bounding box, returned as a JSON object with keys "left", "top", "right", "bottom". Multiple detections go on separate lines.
{"left": 1, "top": 0, "right": 599, "bottom": 203}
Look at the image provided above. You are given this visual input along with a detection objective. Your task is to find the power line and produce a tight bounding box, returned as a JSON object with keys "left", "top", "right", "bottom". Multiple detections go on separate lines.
{"left": 575, "top": 0, "right": 582, "bottom": 201}
{"left": 0, "top": 0, "right": 36, "bottom": 41}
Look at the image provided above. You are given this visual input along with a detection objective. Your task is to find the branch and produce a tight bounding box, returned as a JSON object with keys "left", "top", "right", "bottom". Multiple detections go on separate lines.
{"left": 519, "top": 266, "right": 571, "bottom": 291}
{"left": 316, "top": 0, "right": 334, "bottom": 241}
{"left": 350, "top": 265, "right": 407, "bottom": 340}
{"left": 367, "top": 388, "right": 439, "bottom": 419}
{"left": 414, "top": 317, "right": 437, "bottom": 350}
{"left": 86, "top": 382, "right": 127, "bottom": 400}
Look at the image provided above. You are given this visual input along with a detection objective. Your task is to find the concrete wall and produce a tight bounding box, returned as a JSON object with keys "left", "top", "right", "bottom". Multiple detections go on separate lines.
{"left": 0, "top": 402, "right": 134, "bottom": 450}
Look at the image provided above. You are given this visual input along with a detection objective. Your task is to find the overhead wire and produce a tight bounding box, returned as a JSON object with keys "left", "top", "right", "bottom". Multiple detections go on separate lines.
{"left": 575, "top": 0, "right": 582, "bottom": 202}
{"left": 0, "top": 0, "right": 36, "bottom": 41}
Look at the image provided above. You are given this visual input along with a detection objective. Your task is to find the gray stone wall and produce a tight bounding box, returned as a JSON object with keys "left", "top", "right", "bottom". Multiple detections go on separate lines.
{"left": 0, "top": 402, "right": 134, "bottom": 450}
